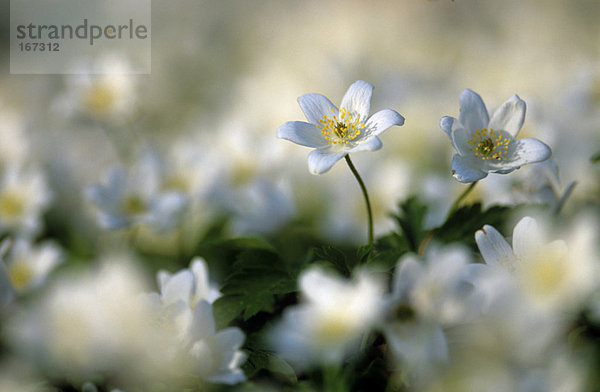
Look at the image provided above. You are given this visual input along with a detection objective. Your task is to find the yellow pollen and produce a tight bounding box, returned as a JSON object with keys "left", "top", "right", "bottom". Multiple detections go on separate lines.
{"left": 8, "top": 261, "right": 33, "bottom": 291}
{"left": 318, "top": 107, "right": 364, "bottom": 146}
{"left": 0, "top": 190, "right": 25, "bottom": 221}
{"left": 122, "top": 195, "right": 147, "bottom": 215}
{"left": 85, "top": 83, "right": 116, "bottom": 115}
{"left": 468, "top": 128, "right": 510, "bottom": 160}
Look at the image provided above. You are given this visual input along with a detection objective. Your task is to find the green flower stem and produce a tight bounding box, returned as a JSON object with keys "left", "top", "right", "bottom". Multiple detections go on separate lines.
{"left": 445, "top": 180, "right": 478, "bottom": 221}
{"left": 345, "top": 155, "right": 374, "bottom": 250}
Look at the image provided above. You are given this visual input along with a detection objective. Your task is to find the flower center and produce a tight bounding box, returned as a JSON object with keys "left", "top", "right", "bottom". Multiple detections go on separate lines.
{"left": 85, "top": 82, "right": 118, "bottom": 116}
{"left": 467, "top": 128, "right": 510, "bottom": 160}
{"left": 318, "top": 108, "right": 364, "bottom": 146}
{"left": 8, "top": 261, "right": 34, "bottom": 291}
{"left": 0, "top": 190, "right": 25, "bottom": 221}
{"left": 123, "top": 195, "right": 148, "bottom": 215}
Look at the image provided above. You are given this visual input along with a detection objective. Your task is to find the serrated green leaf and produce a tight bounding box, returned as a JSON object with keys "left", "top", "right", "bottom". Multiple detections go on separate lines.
{"left": 312, "top": 245, "right": 350, "bottom": 276}
{"left": 216, "top": 248, "right": 297, "bottom": 324}
{"left": 393, "top": 196, "right": 428, "bottom": 252}
{"left": 435, "top": 203, "right": 512, "bottom": 246}
{"left": 242, "top": 348, "right": 298, "bottom": 383}
{"left": 213, "top": 294, "right": 246, "bottom": 328}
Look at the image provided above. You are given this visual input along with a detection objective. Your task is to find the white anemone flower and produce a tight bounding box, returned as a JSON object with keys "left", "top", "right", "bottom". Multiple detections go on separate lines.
{"left": 155, "top": 257, "right": 221, "bottom": 307}
{"left": 2, "top": 238, "right": 63, "bottom": 294}
{"left": 86, "top": 151, "right": 189, "bottom": 232}
{"left": 277, "top": 80, "right": 405, "bottom": 174}
{"left": 143, "top": 259, "right": 247, "bottom": 385}
{"left": 475, "top": 216, "right": 598, "bottom": 313}
{"left": 440, "top": 89, "right": 551, "bottom": 183}
{"left": 269, "top": 266, "right": 385, "bottom": 367}
{"left": 0, "top": 165, "right": 51, "bottom": 236}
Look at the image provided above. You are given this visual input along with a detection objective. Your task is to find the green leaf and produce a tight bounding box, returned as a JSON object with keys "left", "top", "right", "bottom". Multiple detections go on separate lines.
{"left": 435, "top": 203, "right": 512, "bottom": 246}
{"left": 242, "top": 348, "right": 297, "bottom": 383}
{"left": 591, "top": 151, "right": 600, "bottom": 163}
{"left": 392, "top": 197, "right": 428, "bottom": 252}
{"left": 215, "top": 248, "right": 297, "bottom": 324}
{"left": 312, "top": 245, "right": 350, "bottom": 276}
{"left": 356, "top": 244, "right": 373, "bottom": 264}
{"left": 370, "top": 232, "right": 410, "bottom": 271}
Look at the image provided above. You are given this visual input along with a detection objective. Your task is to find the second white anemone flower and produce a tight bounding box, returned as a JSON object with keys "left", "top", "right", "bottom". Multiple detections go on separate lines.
{"left": 440, "top": 89, "right": 551, "bottom": 183}
{"left": 277, "top": 80, "right": 405, "bottom": 174}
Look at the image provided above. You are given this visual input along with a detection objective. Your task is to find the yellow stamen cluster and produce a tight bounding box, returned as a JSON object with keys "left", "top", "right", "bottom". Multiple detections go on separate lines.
{"left": 467, "top": 128, "right": 510, "bottom": 160}
{"left": 318, "top": 108, "right": 364, "bottom": 146}
{"left": 8, "top": 261, "right": 33, "bottom": 291}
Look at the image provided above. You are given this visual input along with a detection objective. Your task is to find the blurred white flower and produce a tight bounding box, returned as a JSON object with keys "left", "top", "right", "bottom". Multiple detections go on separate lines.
{"left": 0, "top": 108, "right": 29, "bottom": 167}
{"left": 475, "top": 215, "right": 599, "bottom": 313}
{"left": 6, "top": 259, "right": 173, "bottom": 383}
{"left": 383, "top": 246, "right": 482, "bottom": 379}
{"left": 269, "top": 266, "right": 385, "bottom": 367}
{"left": 277, "top": 80, "right": 404, "bottom": 174}
{"left": 155, "top": 256, "right": 221, "bottom": 307}
{"left": 86, "top": 151, "right": 188, "bottom": 232}
{"left": 143, "top": 259, "right": 246, "bottom": 385}
{"left": 2, "top": 238, "right": 63, "bottom": 293}
{"left": 0, "top": 164, "right": 51, "bottom": 236}
{"left": 440, "top": 89, "right": 551, "bottom": 183}
{"left": 55, "top": 56, "right": 137, "bottom": 122}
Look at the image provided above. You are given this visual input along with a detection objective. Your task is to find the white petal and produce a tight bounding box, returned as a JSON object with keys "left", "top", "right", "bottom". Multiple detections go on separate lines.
{"left": 190, "top": 300, "right": 216, "bottom": 340}
{"left": 440, "top": 116, "right": 455, "bottom": 139}
{"left": 307, "top": 149, "right": 346, "bottom": 175}
{"left": 506, "top": 138, "right": 552, "bottom": 167}
{"left": 392, "top": 256, "right": 422, "bottom": 299}
{"left": 451, "top": 127, "right": 472, "bottom": 156}
{"left": 512, "top": 216, "right": 543, "bottom": 260}
{"left": 340, "top": 80, "right": 373, "bottom": 120}
{"left": 488, "top": 94, "right": 526, "bottom": 137}
{"left": 161, "top": 270, "right": 194, "bottom": 305}
{"left": 459, "top": 89, "right": 489, "bottom": 132}
{"left": 349, "top": 136, "right": 382, "bottom": 152}
{"left": 366, "top": 109, "right": 404, "bottom": 136}
{"left": 451, "top": 154, "right": 488, "bottom": 183}
{"left": 475, "top": 225, "right": 516, "bottom": 268}
{"left": 298, "top": 93, "right": 337, "bottom": 125}
{"left": 277, "top": 121, "right": 328, "bottom": 148}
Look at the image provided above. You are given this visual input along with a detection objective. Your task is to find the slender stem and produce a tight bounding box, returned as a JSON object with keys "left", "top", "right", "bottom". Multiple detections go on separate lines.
{"left": 345, "top": 155, "right": 373, "bottom": 249}
{"left": 445, "top": 181, "right": 478, "bottom": 221}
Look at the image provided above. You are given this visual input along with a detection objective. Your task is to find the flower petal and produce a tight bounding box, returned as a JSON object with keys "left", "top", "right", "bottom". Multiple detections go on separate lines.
{"left": 298, "top": 93, "right": 338, "bottom": 125}
{"left": 512, "top": 216, "right": 543, "bottom": 260}
{"left": 506, "top": 138, "right": 552, "bottom": 167}
{"left": 366, "top": 109, "right": 404, "bottom": 136}
{"left": 475, "top": 224, "right": 516, "bottom": 268}
{"left": 340, "top": 80, "right": 373, "bottom": 120}
{"left": 451, "top": 154, "right": 488, "bottom": 183}
{"left": 451, "top": 127, "right": 472, "bottom": 156}
{"left": 349, "top": 136, "right": 382, "bottom": 152}
{"left": 459, "top": 89, "right": 489, "bottom": 133}
{"left": 488, "top": 94, "right": 526, "bottom": 137}
{"left": 440, "top": 116, "right": 455, "bottom": 140}
{"left": 307, "top": 149, "right": 346, "bottom": 175}
{"left": 161, "top": 270, "right": 194, "bottom": 305}
{"left": 277, "top": 121, "right": 328, "bottom": 148}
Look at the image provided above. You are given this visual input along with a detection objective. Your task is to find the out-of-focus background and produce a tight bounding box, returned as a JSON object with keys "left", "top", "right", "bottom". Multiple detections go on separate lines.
{"left": 0, "top": 0, "right": 599, "bottom": 247}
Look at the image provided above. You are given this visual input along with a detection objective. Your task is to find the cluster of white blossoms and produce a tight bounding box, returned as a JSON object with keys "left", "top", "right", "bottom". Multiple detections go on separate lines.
{"left": 4, "top": 256, "right": 246, "bottom": 389}
{"left": 267, "top": 216, "right": 599, "bottom": 390}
